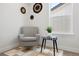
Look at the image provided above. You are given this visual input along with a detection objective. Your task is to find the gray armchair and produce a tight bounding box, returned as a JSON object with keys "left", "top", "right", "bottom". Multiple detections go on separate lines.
{"left": 18, "top": 26, "right": 40, "bottom": 46}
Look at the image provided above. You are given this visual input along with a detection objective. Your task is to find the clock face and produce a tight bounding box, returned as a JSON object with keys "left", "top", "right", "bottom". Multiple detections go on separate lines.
{"left": 33, "top": 3, "right": 43, "bottom": 13}
{"left": 20, "top": 7, "right": 26, "bottom": 14}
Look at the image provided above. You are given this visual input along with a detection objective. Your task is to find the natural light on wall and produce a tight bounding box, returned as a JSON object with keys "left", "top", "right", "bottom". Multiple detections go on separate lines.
{"left": 49, "top": 3, "right": 60, "bottom": 9}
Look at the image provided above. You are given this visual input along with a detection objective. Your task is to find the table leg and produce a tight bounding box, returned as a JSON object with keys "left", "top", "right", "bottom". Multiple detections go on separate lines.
{"left": 44, "top": 39, "right": 46, "bottom": 49}
{"left": 55, "top": 40, "right": 58, "bottom": 52}
{"left": 41, "top": 38, "right": 44, "bottom": 53}
{"left": 53, "top": 40, "right": 55, "bottom": 56}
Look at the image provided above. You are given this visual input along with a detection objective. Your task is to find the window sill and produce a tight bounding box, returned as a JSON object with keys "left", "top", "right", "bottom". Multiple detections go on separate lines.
{"left": 52, "top": 32, "right": 74, "bottom": 35}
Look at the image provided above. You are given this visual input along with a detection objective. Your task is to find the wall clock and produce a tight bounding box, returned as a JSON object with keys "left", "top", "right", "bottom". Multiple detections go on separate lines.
{"left": 33, "top": 3, "right": 43, "bottom": 13}
{"left": 20, "top": 7, "right": 26, "bottom": 14}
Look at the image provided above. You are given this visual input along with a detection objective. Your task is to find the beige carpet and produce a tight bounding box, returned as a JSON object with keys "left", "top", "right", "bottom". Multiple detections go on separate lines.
{"left": 3, "top": 46, "right": 63, "bottom": 56}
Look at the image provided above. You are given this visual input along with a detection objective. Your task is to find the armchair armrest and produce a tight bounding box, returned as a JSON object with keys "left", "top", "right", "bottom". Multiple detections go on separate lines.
{"left": 36, "top": 34, "right": 40, "bottom": 36}
{"left": 36, "top": 34, "right": 40, "bottom": 42}
{"left": 18, "top": 34, "right": 24, "bottom": 39}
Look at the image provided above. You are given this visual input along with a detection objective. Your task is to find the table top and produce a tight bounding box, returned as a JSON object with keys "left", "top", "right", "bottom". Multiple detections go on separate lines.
{"left": 41, "top": 34, "right": 57, "bottom": 39}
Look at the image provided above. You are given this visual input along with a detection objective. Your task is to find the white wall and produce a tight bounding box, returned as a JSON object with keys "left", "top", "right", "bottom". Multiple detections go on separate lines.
{"left": 50, "top": 3, "right": 79, "bottom": 53}
{"left": 24, "top": 3, "right": 49, "bottom": 35}
{"left": 0, "top": 3, "right": 27, "bottom": 53}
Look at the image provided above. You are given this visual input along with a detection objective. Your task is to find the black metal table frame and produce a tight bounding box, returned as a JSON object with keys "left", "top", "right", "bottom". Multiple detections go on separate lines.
{"left": 40, "top": 36, "right": 58, "bottom": 56}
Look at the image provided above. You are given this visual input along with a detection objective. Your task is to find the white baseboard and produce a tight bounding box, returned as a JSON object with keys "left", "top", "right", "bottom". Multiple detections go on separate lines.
{"left": 58, "top": 46, "right": 79, "bottom": 54}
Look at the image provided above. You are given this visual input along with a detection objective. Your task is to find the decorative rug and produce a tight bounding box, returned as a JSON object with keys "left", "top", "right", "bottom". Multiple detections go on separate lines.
{"left": 3, "top": 46, "right": 63, "bottom": 56}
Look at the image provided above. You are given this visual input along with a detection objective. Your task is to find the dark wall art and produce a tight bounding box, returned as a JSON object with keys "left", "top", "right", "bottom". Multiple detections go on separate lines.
{"left": 33, "top": 3, "right": 43, "bottom": 13}
{"left": 30, "top": 15, "right": 34, "bottom": 20}
{"left": 20, "top": 7, "right": 26, "bottom": 14}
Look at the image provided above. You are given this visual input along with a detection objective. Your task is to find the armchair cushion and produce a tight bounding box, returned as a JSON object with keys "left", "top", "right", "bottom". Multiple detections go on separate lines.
{"left": 20, "top": 37, "right": 36, "bottom": 42}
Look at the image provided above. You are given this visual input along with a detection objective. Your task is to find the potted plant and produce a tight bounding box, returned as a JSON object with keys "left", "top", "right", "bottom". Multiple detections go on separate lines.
{"left": 46, "top": 26, "right": 52, "bottom": 33}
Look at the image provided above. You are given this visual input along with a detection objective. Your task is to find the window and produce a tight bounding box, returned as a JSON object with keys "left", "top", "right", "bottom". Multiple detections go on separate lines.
{"left": 49, "top": 3, "right": 73, "bottom": 34}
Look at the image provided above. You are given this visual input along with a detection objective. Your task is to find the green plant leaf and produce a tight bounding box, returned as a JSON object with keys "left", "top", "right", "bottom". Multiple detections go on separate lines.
{"left": 46, "top": 26, "right": 52, "bottom": 33}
